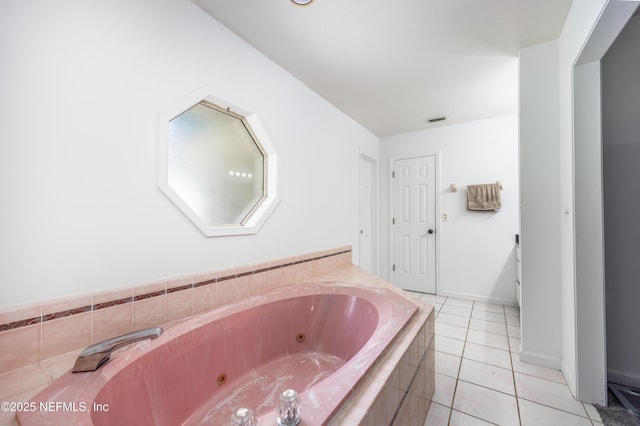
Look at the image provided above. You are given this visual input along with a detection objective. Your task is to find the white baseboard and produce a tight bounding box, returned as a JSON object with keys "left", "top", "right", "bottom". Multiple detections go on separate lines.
{"left": 437, "top": 290, "right": 518, "bottom": 307}
{"left": 608, "top": 370, "right": 640, "bottom": 389}
{"left": 519, "top": 350, "right": 562, "bottom": 370}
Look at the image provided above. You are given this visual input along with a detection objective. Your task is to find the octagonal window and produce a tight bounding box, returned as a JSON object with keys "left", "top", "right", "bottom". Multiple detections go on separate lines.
{"left": 158, "top": 88, "right": 280, "bottom": 236}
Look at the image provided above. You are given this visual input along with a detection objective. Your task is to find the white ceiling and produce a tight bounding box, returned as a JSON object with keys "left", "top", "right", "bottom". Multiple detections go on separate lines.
{"left": 194, "top": 0, "right": 572, "bottom": 137}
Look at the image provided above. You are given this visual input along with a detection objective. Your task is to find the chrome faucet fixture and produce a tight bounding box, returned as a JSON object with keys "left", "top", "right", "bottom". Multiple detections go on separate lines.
{"left": 230, "top": 407, "right": 256, "bottom": 426}
{"left": 72, "top": 327, "right": 163, "bottom": 372}
{"left": 277, "top": 389, "right": 301, "bottom": 426}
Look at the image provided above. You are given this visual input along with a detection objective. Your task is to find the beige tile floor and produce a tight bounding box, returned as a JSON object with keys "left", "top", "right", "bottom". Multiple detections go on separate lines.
{"left": 404, "top": 292, "right": 604, "bottom": 426}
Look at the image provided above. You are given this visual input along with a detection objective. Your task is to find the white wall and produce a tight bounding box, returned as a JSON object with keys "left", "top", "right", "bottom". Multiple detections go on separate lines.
{"left": 559, "top": 0, "right": 621, "bottom": 399}
{"left": 519, "top": 40, "right": 562, "bottom": 369}
{"left": 379, "top": 115, "right": 519, "bottom": 304}
{"left": 559, "top": 0, "right": 638, "bottom": 403}
{"left": 0, "top": 0, "right": 378, "bottom": 309}
{"left": 573, "top": 61, "right": 607, "bottom": 403}
{"left": 519, "top": 0, "right": 636, "bottom": 403}
{"left": 602, "top": 14, "right": 640, "bottom": 388}
{"left": 519, "top": 0, "right": 612, "bottom": 393}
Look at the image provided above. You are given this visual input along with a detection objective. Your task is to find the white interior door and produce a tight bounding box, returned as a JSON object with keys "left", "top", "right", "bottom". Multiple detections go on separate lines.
{"left": 393, "top": 155, "right": 436, "bottom": 293}
{"left": 359, "top": 156, "right": 375, "bottom": 273}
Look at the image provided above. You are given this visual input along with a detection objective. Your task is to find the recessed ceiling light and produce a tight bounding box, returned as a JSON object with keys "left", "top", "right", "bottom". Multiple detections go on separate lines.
{"left": 291, "top": 0, "right": 314, "bottom": 5}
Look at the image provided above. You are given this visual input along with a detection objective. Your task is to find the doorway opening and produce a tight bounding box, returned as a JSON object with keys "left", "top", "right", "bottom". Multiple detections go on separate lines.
{"left": 573, "top": 0, "right": 640, "bottom": 406}
{"left": 359, "top": 154, "right": 378, "bottom": 274}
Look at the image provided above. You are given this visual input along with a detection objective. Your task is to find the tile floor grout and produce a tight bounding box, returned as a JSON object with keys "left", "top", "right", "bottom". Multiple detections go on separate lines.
{"left": 504, "top": 303, "right": 524, "bottom": 426}
{"left": 404, "top": 291, "right": 604, "bottom": 426}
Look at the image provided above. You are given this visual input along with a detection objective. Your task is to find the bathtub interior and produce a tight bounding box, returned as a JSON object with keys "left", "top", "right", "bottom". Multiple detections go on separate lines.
{"left": 91, "top": 293, "right": 380, "bottom": 426}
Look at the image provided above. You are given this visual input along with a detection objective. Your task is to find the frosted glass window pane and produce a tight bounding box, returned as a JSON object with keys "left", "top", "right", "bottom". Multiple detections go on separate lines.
{"left": 168, "top": 102, "right": 265, "bottom": 226}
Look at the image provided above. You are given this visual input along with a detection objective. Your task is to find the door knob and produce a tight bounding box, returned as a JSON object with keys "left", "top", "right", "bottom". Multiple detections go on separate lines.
{"left": 428, "top": 229, "right": 434, "bottom": 234}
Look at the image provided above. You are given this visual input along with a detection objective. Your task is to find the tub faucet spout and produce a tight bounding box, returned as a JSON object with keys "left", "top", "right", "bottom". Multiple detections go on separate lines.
{"left": 72, "top": 327, "right": 163, "bottom": 372}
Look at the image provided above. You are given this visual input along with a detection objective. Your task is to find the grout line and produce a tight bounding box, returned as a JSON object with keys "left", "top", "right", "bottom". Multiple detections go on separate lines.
{"left": 391, "top": 338, "right": 431, "bottom": 425}
{"left": 505, "top": 304, "right": 523, "bottom": 425}
{"left": 446, "top": 295, "right": 469, "bottom": 426}
{"left": 516, "top": 396, "right": 594, "bottom": 420}
{"left": 435, "top": 299, "right": 591, "bottom": 425}
{"left": 442, "top": 300, "right": 523, "bottom": 425}
{"left": 450, "top": 408, "right": 502, "bottom": 425}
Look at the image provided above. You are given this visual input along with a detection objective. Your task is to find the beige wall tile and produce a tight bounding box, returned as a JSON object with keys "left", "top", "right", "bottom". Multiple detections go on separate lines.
{"left": 166, "top": 289, "right": 193, "bottom": 323}
{"left": 281, "top": 263, "right": 302, "bottom": 285}
{"left": 92, "top": 304, "right": 133, "bottom": 344}
{"left": 265, "top": 267, "right": 283, "bottom": 291}
{"left": 194, "top": 270, "right": 216, "bottom": 286}
{"left": 42, "top": 294, "right": 91, "bottom": 317}
{"left": 236, "top": 274, "right": 253, "bottom": 299}
{"left": 251, "top": 260, "right": 271, "bottom": 273}
{"left": 193, "top": 284, "right": 217, "bottom": 314}
{"left": 252, "top": 270, "right": 270, "bottom": 295}
{"left": 133, "top": 280, "right": 166, "bottom": 298}
{"left": 133, "top": 297, "right": 165, "bottom": 331}
{"left": 0, "top": 325, "right": 41, "bottom": 374}
{"left": 166, "top": 275, "right": 193, "bottom": 291}
{"left": 300, "top": 260, "right": 314, "bottom": 280}
{"left": 92, "top": 287, "right": 133, "bottom": 306}
{"left": 399, "top": 350, "right": 413, "bottom": 393}
{"left": 0, "top": 303, "right": 41, "bottom": 325}
{"left": 216, "top": 266, "right": 238, "bottom": 280}
{"left": 279, "top": 255, "right": 299, "bottom": 267}
{"left": 311, "top": 257, "right": 331, "bottom": 275}
{"left": 42, "top": 313, "right": 91, "bottom": 360}
{"left": 337, "top": 251, "right": 353, "bottom": 266}
{"left": 373, "top": 381, "right": 401, "bottom": 425}
{"left": 308, "top": 257, "right": 323, "bottom": 277}
{"left": 393, "top": 394, "right": 412, "bottom": 425}
{"left": 216, "top": 278, "right": 237, "bottom": 306}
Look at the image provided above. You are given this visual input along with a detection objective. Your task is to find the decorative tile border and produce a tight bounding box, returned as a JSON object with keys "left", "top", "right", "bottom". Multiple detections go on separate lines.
{"left": 42, "top": 305, "right": 92, "bottom": 322}
{"left": 0, "top": 248, "right": 352, "bottom": 333}
{"left": 0, "top": 316, "right": 42, "bottom": 332}
{"left": 133, "top": 290, "right": 166, "bottom": 302}
{"left": 194, "top": 278, "right": 216, "bottom": 288}
{"left": 93, "top": 297, "right": 134, "bottom": 310}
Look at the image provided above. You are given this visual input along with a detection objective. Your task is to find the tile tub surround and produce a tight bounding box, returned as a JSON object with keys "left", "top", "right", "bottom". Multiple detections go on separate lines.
{"left": 17, "top": 282, "right": 426, "bottom": 426}
{"left": 330, "top": 298, "right": 435, "bottom": 425}
{"left": 0, "top": 248, "right": 436, "bottom": 425}
{"left": 0, "top": 247, "right": 352, "bottom": 374}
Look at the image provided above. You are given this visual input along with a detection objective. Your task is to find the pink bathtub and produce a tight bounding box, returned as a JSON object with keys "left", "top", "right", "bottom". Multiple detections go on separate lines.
{"left": 18, "top": 282, "right": 417, "bottom": 425}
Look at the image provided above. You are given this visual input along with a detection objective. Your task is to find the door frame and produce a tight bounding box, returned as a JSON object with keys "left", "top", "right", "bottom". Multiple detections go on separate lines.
{"left": 359, "top": 153, "right": 378, "bottom": 275}
{"left": 388, "top": 152, "right": 440, "bottom": 293}
{"left": 572, "top": 0, "right": 639, "bottom": 405}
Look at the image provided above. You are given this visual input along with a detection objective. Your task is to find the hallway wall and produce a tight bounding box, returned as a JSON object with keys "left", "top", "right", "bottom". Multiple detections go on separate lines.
{"left": 519, "top": 40, "right": 562, "bottom": 370}
{"left": 380, "top": 115, "right": 519, "bottom": 304}
{"left": 602, "top": 14, "right": 640, "bottom": 388}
